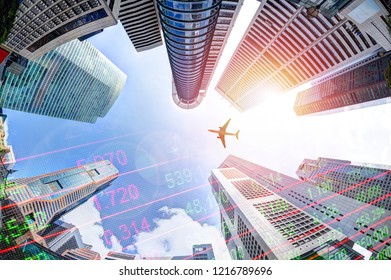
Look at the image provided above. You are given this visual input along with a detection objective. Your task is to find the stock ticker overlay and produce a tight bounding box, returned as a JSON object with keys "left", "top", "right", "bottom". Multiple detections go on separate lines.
{"left": 0, "top": 0, "right": 391, "bottom": 264}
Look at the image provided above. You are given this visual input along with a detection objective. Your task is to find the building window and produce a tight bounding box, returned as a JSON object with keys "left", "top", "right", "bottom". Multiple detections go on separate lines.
{"left": 27, "top": 9, "right": 108, "bottom": 52}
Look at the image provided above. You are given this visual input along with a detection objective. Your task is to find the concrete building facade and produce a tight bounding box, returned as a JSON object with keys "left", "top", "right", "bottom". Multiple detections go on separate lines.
{"left": 216, "top": 155, "right": 391, "bottom": 260}
{"left": 62, "top": 247, "right": 101, "bottom": 259}
{"left": 296, "top": 157, "right": 391, "bottom": 211}
{"left": 210, "top": 166, "right": 369, "bottom": 259}
{"left": 294, "top": 52, "right": 391, "bottom": 115}
{"left": 118, "top": 0, "right": 163, "bottom": 52}
{"left": 216, "top": 0, "right": 382, "bottom": 111}
{"left": 105, "top": 251, "right": 136, "bottom": 260}
{"left": 2, "top": 0, "right": 120, "bottom": 60}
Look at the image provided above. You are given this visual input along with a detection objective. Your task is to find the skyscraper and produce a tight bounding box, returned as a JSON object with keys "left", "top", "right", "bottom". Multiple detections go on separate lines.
{"left": 294, "top": 53, "right": 391, "bottom": 115}
{"left": 216, "top": 0, "right": 381, "bottom": 112}
{"left": 192, "top": 244, "right": 215, "bottom": 260}
{"left": 40, "top": 220, "right": 85, "bottom": 254}
{"left": 1, "top": 0, "right": 120, "bottom": 60}
{"left": 118, "top": 0, "right": 163, "bottom": 52}
{"left": 0, "top": 39, "right": 127, "bottom": 123}
{"left": 156, "top": 0, "right": 243, "bottom": 109}
{"left": 296, "top": 157, "right": 391, "bottom": 210}
{"left": 0, "top": 52, "right": 28, "bottom": 77}
{"left": 5, "top": 160, "right": 119, "bottom": 235}
{"left": 286, "top": 0, "right": 354, "bottom": 18}
{"left": 0, "top": 111, "right": 16, "bottom": 173}
{"left": 21, "top": 239, "right": 69, "bottom": 260}
{"left": 210, "top": 166, "right": 369, "bottom": 260}
{"left": 0, "top": 198, "right": 49, "bottom": 259}
{"left": 339, "top": 0, "right": 391, "bottom": 52}
{"left": 62, "top": 247, "right": 101, "bottom": 260}
{"left": 105, "top": 251, "right": 136, "bottom": 260}
{"left": 216, "top": 155, "right": 391, "bottom": 260}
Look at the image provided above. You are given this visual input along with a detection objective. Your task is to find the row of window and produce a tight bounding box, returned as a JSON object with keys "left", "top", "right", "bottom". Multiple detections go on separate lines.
{"left": 237, "top": 216, "right": 269, "bottom": 260}
{"left": 27, "top": 8, "right": 108, "bottom": 52}
{"left": 217, "top": 0, "right": 377, "bottom": 103}
{"left": 295, "top": 82, "right": 390, "bottom": 114}
{"left": 255, "top": 199, "right": 330, "bottom": 247}
{"left": 231, "top": 179, "right": 274, "bottom": 200}
{"left": 8, "top": 0, "right": 101, "bottom": 50}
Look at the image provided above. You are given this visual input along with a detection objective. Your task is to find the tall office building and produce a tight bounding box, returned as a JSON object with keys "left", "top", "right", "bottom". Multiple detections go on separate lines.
{"left": 286, "top": 0, "right": 354, "bottom": 18}
{"left": 40, "top": 220, "right": 84, "bottom": 254}
{"left": 0, "top": 238, "right": 68, "bottom": 259}
{"left": 21, "top": 239, "right": 69, "bottom": 260}
{"left": 0, "top": 49, "right": 11, "bottom": 80}
{"left": 4, "top": 160, "right": 119, "bottom": 235}
{"left": 380, "top": 0, "right": 391, "bottom": 12}
{"left": 0, "top": 198, "right": 47, "bottom": 259}
{"left": 1, "top": 0, "right": 119, "bottom": 60}
{"left": 157, "top": 0, "right": 243, "bottom": 109}
{"left": 216, "top": 155, "right": 391, "bottom": 260}
{"left": 296, "top": 157, "right": 391, "bottom": 210}
{"left": 62, "top": 247, "right": 101, "bottom": 260}
{"left": 216, "top": 0, "right": 381, "bottom": 112}
{"left": 294, "top": 53, "right": 391, "bottom": 115}
{"left": 210, "top": 166, "right": 370, "bottom": 259}
{"left": 192, "top": 244, "right": 215, "bottom": 260}
{"left": 339, "top": 0, "right": 391, "bottom": 52}
{"left": 0, "top": 112, "right": 16, "bottom": 173}
{"left": 0, "top": 52, "right": 28, "bottom": 77}
{"left": 105, "top": 251, "right": 136, "bottom": 260}
{"left": 0, "top": 39, "right": 127, "bottom": 123}
{"left": 118, "top": 0, "right": 163, "bottom": 52}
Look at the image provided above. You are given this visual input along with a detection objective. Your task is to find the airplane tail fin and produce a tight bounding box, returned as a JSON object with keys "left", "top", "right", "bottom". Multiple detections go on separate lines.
{"left": 236, "top": 130, "right": 240, "bottom": 140}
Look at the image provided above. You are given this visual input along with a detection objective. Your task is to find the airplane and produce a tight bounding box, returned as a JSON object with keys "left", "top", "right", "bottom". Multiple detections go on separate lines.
{"left": 208, "top": 118, "right": 239, "bottom": 148}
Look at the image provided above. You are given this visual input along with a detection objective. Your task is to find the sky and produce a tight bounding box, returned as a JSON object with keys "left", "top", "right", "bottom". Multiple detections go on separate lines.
{"left": 4, "top": 0, "right": 391, "bottom": 259}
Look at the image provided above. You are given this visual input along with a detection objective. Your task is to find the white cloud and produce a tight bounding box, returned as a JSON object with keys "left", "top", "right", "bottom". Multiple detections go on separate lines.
{"left": 132, "top": 207, "right": 231, "bottom": 260}
{"left": 61, "top": 198, "right": 123, "bottom": 259}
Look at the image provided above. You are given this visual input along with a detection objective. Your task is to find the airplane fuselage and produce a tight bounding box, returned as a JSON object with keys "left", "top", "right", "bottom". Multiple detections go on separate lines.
{"left": 208, "top": 129, "right": 236, "bottom": 136}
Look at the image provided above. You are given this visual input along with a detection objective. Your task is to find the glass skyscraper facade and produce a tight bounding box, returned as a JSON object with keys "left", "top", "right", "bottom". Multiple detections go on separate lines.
{"left": 157, "top": 0, "right": 243, "bottom": 109}
{"left": 216, "top": 155, "right": 391, "bottom": 260}
{"left": 294, "top": 53, "right": 391, "bottom": 116}
{"left": 157, "top": 0, "right": 222, "bottom": 107}
{"left": 0, "top": 39, "right": 127, "bottom": 123}
{"left": 5, "top": 160, "right": 119, "bottom": 235}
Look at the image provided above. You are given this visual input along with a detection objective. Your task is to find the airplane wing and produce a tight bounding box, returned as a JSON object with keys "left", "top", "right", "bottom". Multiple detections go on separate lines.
{"left": 219, "top": 134, "right": 226, "bottom": 148}
{"left": 220, "top": 118, "right": 231, "bottom": 132}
